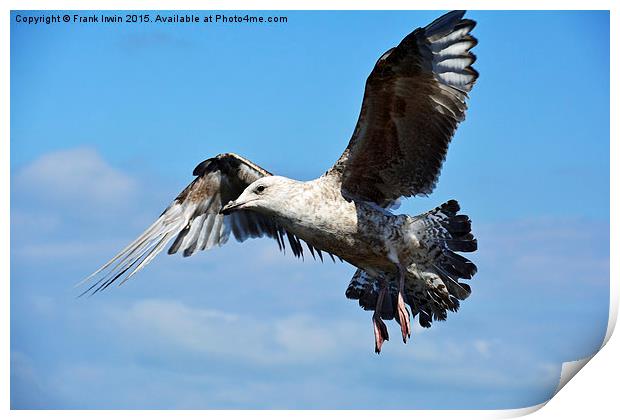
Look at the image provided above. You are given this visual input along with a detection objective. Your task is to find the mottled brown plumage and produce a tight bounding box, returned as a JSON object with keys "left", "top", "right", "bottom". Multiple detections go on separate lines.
{"left": 329, "top": 12, "right": 477, "bottom": 205}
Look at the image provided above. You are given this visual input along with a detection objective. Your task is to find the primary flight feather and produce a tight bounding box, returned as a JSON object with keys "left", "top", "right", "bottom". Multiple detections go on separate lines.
{"left": 80, "top": 10, "right": 479, "bottom": 353}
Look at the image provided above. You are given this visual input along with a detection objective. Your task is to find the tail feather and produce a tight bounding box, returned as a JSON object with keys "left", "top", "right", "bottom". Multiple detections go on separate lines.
{"left": 439, "top": 250, "right": 477, "bottom": 279}
{"left": 433, "top": 263, "right": 472, "bottom": 300}
{"left": 441, "top": 214, "right": 471, "bottom": 236}
{"left": 436, "top": 237, "right": 477, "bottom": 252}
{"left": 345, "top": 199, "right": 477, "bottom": 332}
{"left": 424, "top": 200, "right": 478, "bottom": 280}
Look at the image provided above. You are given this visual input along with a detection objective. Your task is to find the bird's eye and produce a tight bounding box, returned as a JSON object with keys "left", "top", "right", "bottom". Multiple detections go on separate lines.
{"left": 256, "top": 185, "right": 266, "bottom": 193}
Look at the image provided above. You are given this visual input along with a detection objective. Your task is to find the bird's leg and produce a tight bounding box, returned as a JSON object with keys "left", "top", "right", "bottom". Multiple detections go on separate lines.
{"left": 396, "top": 264, "right": 411, "bottom": 343}
{"left": 372, "top": 281, "right": 389, "bottom": 354}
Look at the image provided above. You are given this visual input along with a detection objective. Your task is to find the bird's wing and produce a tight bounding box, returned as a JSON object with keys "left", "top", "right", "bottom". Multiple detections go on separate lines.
{"left": 78, "top": 153, "right": 311, "bottom": 296}
{"left": 328, "top": 10, "right": 478, "bottom": 205}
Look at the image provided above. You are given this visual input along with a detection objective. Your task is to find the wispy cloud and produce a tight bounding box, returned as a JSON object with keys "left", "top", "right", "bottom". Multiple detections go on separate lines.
{"left": 102, "top": 298, "right": 366, "bottom": 365}
{"left": 13, "top": 147, "right": 138, "bottom": 209}
{"left": 476, "top": 218, "right": 609, "bottom": 286}
{"left": 473, "top": 338, "right": 494, "bottom": 357}
{"left": 12, "top": 293, "right": 562, "bottom": 409}
{"left": 11, "top": 147, "right": 172, "bottom": 263}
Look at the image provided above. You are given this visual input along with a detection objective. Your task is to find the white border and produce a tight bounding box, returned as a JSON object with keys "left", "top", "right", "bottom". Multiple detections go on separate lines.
{"left": 3, "top": 1, "right": 616, "bottom": 418}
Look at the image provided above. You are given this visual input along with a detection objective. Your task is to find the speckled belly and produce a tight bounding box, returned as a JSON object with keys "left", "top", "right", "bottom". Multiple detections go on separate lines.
{"left": 281, "top": 197, "right": 400, "bottom": 271}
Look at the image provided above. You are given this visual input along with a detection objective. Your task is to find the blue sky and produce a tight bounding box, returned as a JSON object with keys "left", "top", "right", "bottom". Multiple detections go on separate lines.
{"left": 10, "top": 10, "right": 609, "bottom": 409}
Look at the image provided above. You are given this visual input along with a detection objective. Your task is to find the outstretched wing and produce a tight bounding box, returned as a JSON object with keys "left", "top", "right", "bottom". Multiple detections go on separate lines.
{"left": 328, "top": 10, "right": 478, "bottom": 205}
{"left": 78, "top": 153, "right": 308, "bottom": 296}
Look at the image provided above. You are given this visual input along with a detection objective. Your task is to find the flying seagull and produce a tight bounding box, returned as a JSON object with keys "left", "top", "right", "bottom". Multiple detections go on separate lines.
{"left": 80, "top": 10, "right": 479, "bottom": 353}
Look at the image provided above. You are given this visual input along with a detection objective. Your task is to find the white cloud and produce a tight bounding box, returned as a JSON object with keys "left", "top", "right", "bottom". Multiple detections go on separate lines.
{"left": 274, "top": 314, "right": 356, "bottom": 358}
{"left": 475, "top": 218, "right": 609, "bottom": 285}
{"left": 14, "top": 147, "right": 138, "bottom": 208}
{"left": 473, "top": 339, "right": 493, "bottom": 357}
{"left": 11, "top": 148, "right": 162, "bottom": 262}
{"left": 97, "top": 297, "right": 525, "bottom": 380}
{"left": 13, "top": 289, "right": 570, "bottom": 408}
{"left": 102, "top": 298, "right": 366, "bottom": 365}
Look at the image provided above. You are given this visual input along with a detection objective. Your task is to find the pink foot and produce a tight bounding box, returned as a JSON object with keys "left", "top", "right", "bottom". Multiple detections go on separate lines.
{"left": 373, "top": 314, "right": 389, "bottom": 354}
{"left": 397, "top": 291, "right": 411, "bottom": 343}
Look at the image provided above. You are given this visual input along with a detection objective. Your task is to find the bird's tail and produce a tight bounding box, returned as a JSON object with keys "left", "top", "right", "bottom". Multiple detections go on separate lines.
{"left": 411, "top": 200, "right": 478, "bottom": 327}
{"left": 420, "top": 199, "right": 477, "bottom": 277}
{"left": 345, "top": 200, "right": 477, "bottom": 329}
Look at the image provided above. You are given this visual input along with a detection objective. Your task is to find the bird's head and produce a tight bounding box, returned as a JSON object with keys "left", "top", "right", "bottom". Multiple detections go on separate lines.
{"left": 220, "top": 176, "right": 297, "bottom": 216}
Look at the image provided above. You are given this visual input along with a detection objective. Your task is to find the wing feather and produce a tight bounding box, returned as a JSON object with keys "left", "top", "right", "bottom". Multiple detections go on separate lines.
{"left": 78, "top": 153, "right": 309, "bottom": 295}
{"left": 328, "top": 10, "right": 479, "bottom": 204}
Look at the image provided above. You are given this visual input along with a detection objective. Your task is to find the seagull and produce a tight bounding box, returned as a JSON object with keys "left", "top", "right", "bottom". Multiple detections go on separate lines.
{"left": 80, "top": 10, "right": 479, "bottom": 353}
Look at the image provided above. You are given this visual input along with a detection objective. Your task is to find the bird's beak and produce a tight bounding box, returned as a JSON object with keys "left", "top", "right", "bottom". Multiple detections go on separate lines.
{"left": 220, "top": 200, "right": 240, "bottom": 215}
{"left": 220, "top": 198, "right": 256, "bottom": 215}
